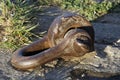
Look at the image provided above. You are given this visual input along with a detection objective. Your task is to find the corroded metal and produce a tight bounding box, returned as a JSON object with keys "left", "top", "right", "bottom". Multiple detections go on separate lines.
{"left": 11, "top": 13, "right": 94, "bottom": 70}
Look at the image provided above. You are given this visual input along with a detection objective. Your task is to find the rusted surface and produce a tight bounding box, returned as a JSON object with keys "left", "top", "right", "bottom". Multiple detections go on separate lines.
{"left": 11, "top": 13, "right": 94, "bottom": 70}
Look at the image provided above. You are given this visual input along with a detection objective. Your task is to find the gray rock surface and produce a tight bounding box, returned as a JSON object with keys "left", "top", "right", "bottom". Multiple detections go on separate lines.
{"left": 0, "top": 6, "right": 120, "bottom": 80}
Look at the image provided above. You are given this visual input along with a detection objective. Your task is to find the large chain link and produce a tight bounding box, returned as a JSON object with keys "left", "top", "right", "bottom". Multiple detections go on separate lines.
{"left": 11, "top": 13, "right": 94, "bottom": 70}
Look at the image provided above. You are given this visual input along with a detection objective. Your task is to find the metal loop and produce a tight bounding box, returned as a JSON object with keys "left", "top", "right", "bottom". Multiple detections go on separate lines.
{"left": 11, "top": 13, "right": 94, "bottom": 70}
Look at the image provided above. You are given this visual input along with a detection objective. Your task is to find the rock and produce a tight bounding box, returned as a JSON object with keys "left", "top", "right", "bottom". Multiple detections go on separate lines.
{"left": 95, "top": 13, "right": 120, "bottom": 24}
{"left": 44, "top": 60, "right": 58, "bottom": 68}
{"left": 73, "top": 44, "right": 120, "bottom": 76}
{"left": 93, "top": 23, "right": 120, "bottom": 45}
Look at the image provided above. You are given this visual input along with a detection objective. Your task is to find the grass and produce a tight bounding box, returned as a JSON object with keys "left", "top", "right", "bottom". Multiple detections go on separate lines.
{"left": 60, "top": 0, "right": 120, "bottom": 20}
{"left": 38, "top": 0, "right": 62, "bottom": 6}
{"left": 0, "top": 0, "right": 42, "bottom": 50}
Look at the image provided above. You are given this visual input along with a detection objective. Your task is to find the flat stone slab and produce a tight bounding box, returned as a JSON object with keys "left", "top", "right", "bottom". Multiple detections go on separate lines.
{"left": 73, "top": 44, "right": 120, "bottom": 75}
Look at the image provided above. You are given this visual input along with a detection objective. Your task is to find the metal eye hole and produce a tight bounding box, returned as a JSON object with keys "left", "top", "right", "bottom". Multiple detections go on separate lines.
{"left": 76, "top": 35, "right": 89, "bottom": 44}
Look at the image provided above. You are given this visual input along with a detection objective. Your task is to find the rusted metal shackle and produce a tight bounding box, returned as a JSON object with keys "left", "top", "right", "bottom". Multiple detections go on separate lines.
{"left": 11, "top": 13, "right": 94, "bottom": 70}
